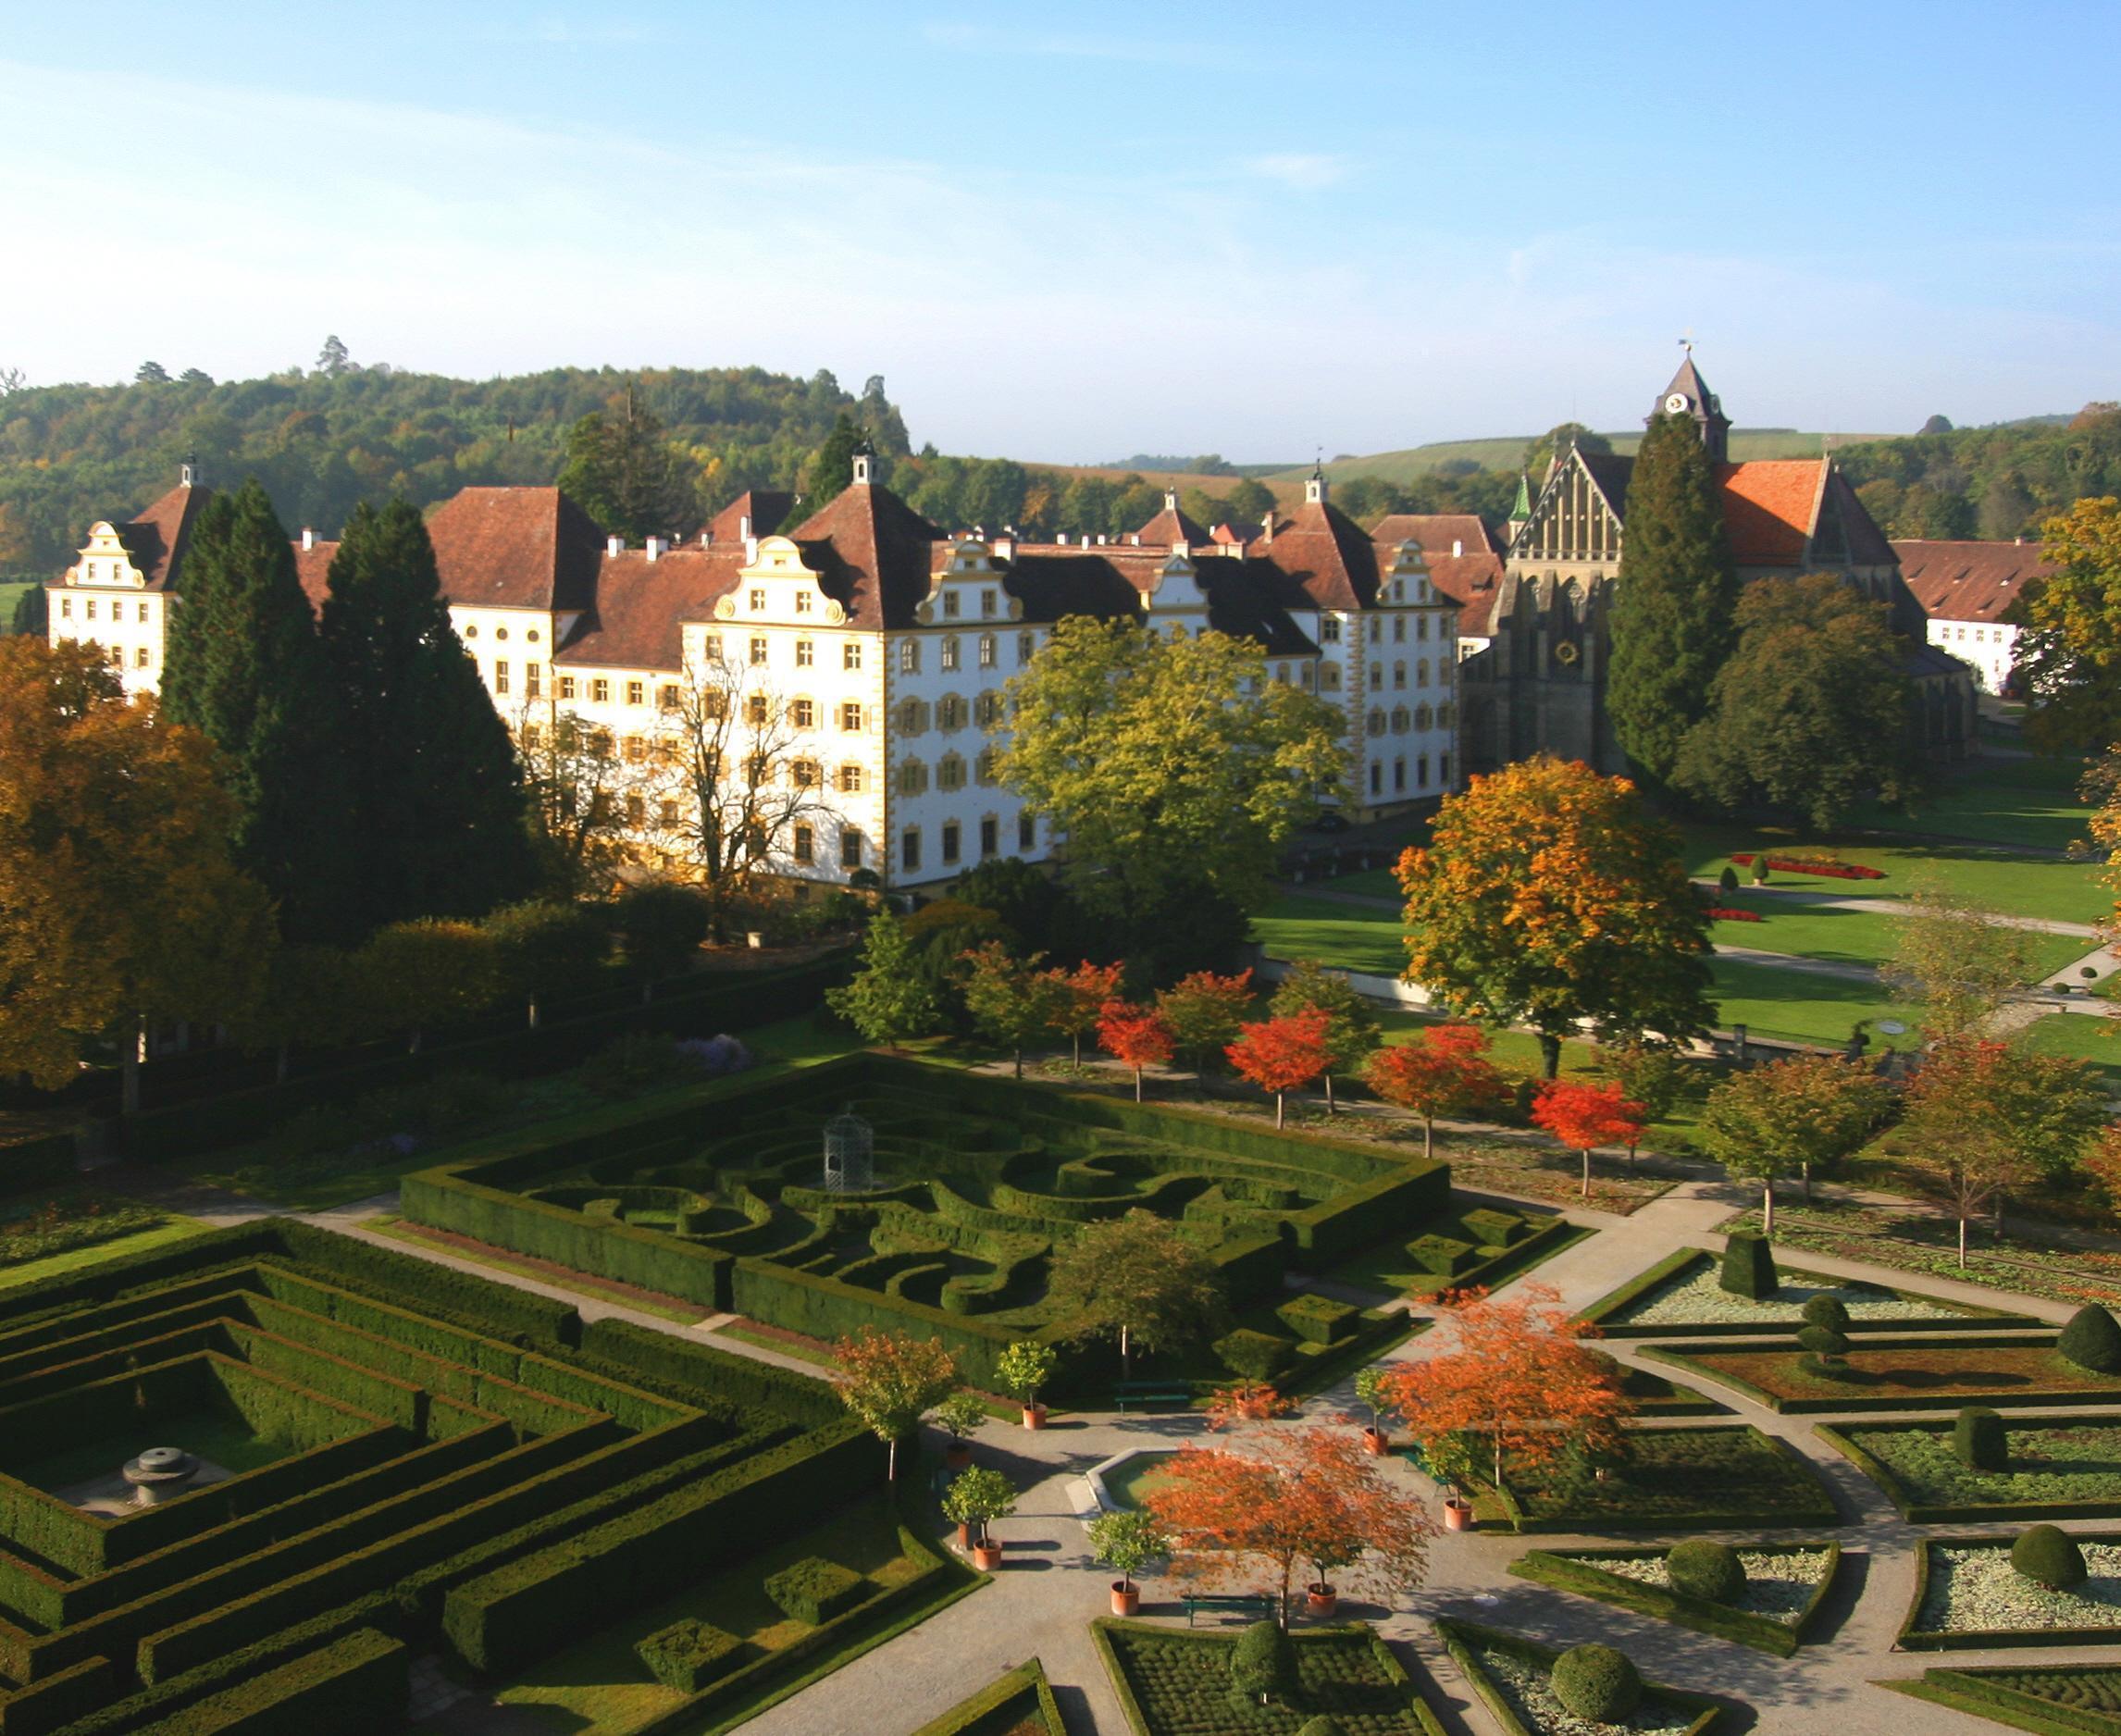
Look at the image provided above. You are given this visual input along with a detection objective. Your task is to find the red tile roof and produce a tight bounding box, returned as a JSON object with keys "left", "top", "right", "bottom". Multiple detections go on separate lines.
{"left": 1892, "top": 539, "right": 2053, "bottom": 624}
{"left": 1369, "top": 513, "right": 1504, "bottom": 628}
{"left": 112, "top": 482, "right": 212, "bottom": 590}
{"left": 1133, "top": 495, "right": 1213, "bottom": 549}
{"left": 1716, "top": 461, "right": 1824, "bottom": 564}
{"left": 787, "top": 481, "right": 948, "bottom": 630}
{"left": 291, "top": 539, "right": 339, "bottom": 615}
{"left": 1367, "top": 514, "right": 1495, "bottom": 558}
{"left": 426, "top": 487, "right": 604, "bottom": 612}
{"left": 555, "top": 549, "right": 745, "bottom": 669}
{"left": 706, "top": 490, "right": 794, "bottom": 545}
{"left": 1259, "top": 496, "right": 1380, "bottom": 611}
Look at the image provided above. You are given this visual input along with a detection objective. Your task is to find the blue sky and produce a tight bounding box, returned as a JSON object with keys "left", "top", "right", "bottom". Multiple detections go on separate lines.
{"left": 1, "top": 1, "right": 2115, "bottom": 461}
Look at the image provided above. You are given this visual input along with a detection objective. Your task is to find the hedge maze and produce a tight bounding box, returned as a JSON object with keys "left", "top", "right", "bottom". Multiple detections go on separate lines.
{"left": 0, "top": 1219, "right": 869, "bottom": 1736}
{"left": 404, "top": 1054, "right": 1451, "bottom": 1389}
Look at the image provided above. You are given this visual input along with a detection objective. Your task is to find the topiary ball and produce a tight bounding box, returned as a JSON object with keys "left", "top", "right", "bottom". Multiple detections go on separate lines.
{"left": 1550, "top": 1643, "right": 1642, "bottom": 1723}
{"left": 1719, "top": 1231, "right": 1778, "bottom": 1301}
{"left": 1296, "top": 1720, "right": 1347, "bottom": 1736}
{"left": 2058, "top": 1306, "right": 2121, "bottom": 1375}
{"left": 1801, "top": 1294, "right": 1853, "bottom": 1333}
{"left": 1954, "top": 1405, "right": 2008, "bottom": 1472}
{"left": 2013, "top": 1524, "right": 2088, "bottom": 1591}
{"left": 1666, "top": 1540, "right": 1747, "bottom": 1604}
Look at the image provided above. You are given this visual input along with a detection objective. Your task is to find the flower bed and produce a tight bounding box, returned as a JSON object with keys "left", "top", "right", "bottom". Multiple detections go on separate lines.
{"left": 1093, "top": 1618, "right": 1445, "bottom": 1736}
{"left": 1822, "top": 1420, "right": 2121, "bottom": 1521}
{"left": 1904, "top": 1535, "right": 2121, "bottom": 1650}
{"left": 1884, "top": 1663, "right": 2121, "bottom": 1736}
{"left": 1470, "top": 1425, "right": 1840, "bottom": 1533}
{"left": 1728, "top": 853, "right": 1885, "bottom": 880}
{"left": 1581, "top": 1249, "right": 2030, "bottom": 1337}
{"left": 1704, "top": 908, "right": 1763, "bottom": 924}
{"left": 1509, "top": 1544, "right": 1839, "bottom": 1656}
{"left": 1649, "top": 1338, "right": 2121, "bottom": 1414}
{"left": 1436, "top": 1619, "right": 1725, "bottom": 1735}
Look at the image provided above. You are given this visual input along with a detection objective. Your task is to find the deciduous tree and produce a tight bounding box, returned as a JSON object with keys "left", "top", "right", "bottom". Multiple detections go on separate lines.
{"left": 1269, "top": 960, "right": 1381, "bottom": 1112}
{"left": 832, "top": 1325, "right": 957, "bottom": 1482}
{"left": 1602, "top": 1041, "right": 1692, "bottom": 1167}
{"left": 1145, "top": 1426, "right": 1433, "bottom": 1630}
{"left": 1378, "top": 1283, "right": 1629, "bottom": 1498}
{"left": 2018, "top": 496, "right": 2121, "bottom": 751}
{"left": 483, "top": 899, "right": 608, "bottom": 1028}
{"left": 1696, "top": 1054, "right": 1892, "bottom": 1232}
{"left": 1396, "top": 757, "right": 1713, "bottom": 1076}
{"left": 1225, "top": 1009, "right": 1333, "bottom": 1129}
{"left": 1048, "top": 1209, "right": 1225, "bottom": 1375}
{"left": 1607, "top": 411, "right": 1740, "bottom": 783}
{"left": 1532, "top": 1078, "right": 1646, "bottom": 1198}
{"left": 1363, "top": 1023, "right": 1505, "bottom": 1159}
{"left": 827, "top": 911, "right": 942, "bottom": 1047}
{"left": 1673, "top": 573, "right": 1919, "bottom": 830}
{"left": 1097, "top": 1000, "right": 1175, "bottom": 1101}
{"left": 0, "top": 640, "right": 272, "bottom": 1105}
{"left": 1156, "top": 968, "right": 1255, "bottom": 1078}
{"left": 355, "top": 919, "right": 502, "bottom": 1053}
{"left": 960, "top": 942, "right": 1068, "bottom": 1077}
{"left": 514, "top": 708, "right": 639, "bottom": 899}
{"left": 1041, "top": 960, "right": 1123, "bottom": 1066}
{"left": 613, "top": 881, "right": 711, "bottom": 1002}
{"left": 1000, "top": 616, "right": 1345, "bottom": 956}
{"left": 1883, "top": 884, "right": 2038, "bottom": 1043}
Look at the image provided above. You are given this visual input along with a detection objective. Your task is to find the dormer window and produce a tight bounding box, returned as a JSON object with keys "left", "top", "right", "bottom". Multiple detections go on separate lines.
{"left": 749, "top": 589, "right": 766, "bottom": 612}
{"left": 942, "top": 590, "right": 960, "bottom": 620}
{"left": 1321, "top": 617, "right": 1340, "bottom": 643}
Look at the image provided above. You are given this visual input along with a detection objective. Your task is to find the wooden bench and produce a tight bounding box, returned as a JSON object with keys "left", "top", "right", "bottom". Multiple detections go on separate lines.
{"left": 1184, "top": 1593, "right": 1277, "bottom": 1627}
{"left": 1113, "top": 1382, "right": 1192, "bottom": 1413}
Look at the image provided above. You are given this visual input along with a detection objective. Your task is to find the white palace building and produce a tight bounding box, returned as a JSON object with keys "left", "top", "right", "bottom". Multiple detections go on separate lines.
{"left": 48, "top": 453, "right": 1462, "bottom": 897}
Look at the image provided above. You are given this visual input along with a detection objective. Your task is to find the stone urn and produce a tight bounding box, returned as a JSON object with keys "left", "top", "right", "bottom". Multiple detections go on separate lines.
{"left": 122, "top": 1447, "right": 199, "bottom": 1507}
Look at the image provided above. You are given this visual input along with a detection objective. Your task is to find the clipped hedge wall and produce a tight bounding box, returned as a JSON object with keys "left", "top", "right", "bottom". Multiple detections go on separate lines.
{"left": 1508, "top": 1544, "right": 1841, "bottom": 1658}
{"left": 0, "top": 1136, "right": 77, "bottom": 1200}
{"left": 1887, "top": 1665, "right": 2121, "bottom": 1736}
{"left": 763, "top": 1556, "right": 867, "bottom": 1626}
{"left": 128, "top": 1626, "right": 406, "bottom": 1736}
{"left": 908, "top": 1659, "right": 1062, "bottom": 1736}
{"left": 1818, "top": 1424, "right": 2121, "bottom": 1524}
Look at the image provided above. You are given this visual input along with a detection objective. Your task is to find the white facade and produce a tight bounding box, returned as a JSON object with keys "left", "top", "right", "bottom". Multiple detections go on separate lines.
{"left": 1927, "top": 616, "right": 2017, "bottom": 697}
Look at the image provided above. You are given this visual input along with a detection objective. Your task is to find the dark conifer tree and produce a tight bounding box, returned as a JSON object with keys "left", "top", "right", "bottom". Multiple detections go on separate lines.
{"left": 554, "top": 391, "right": 695, "bottom": 539}
{"left": 803, "top": 414, "right": 870, "bottom": 514}
{"left": 1607, "top": 412, "right": 1740, "bottom": 783}
{"left": 159, "top": 479, "right": 350, "bottom": 941}
{"left": 319, "top": 499, "right": 533, "bottom": 931}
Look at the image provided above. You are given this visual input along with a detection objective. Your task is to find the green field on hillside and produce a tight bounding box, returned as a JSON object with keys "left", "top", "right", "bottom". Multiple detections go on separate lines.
{"left": 0, "top": 580, "right": 35, "bottom": 630}
{"left": 2020, "top": 1011, "right": 2121, "bottom": 1086}
{"left": 1279, "top": 428, "right": 1892, "bottom": 488}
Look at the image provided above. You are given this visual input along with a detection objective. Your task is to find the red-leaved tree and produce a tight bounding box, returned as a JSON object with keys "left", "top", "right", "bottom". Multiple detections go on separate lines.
{"left": 1146, "top": 1425, "right": 1433, "bottom": 1629}
{"left": 1042, "top": 960, "right": 1124, "bottom": 1066}
{"left": 1224, "top": 1008, "right": 1333, "bottom": 1128}
{"left": 1363, "top": 1023, "right": 1505, "bottom": 1159}
{"left": 1378, "top": 1283, "right": 1629, "bottom": 1500}
{"left": 1532, "top": 1078, "right": 1647, "bottom": 1198}
{"left": 1098, "top": 999, "right": 1176, "bottom": 1101}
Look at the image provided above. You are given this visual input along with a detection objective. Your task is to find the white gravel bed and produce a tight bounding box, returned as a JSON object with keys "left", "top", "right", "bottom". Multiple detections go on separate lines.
{"left": 1570, "top": 1547, "right": 1833, "bottom": 1623}
{"left": 1919, "top": 1542, "right": 2121, "bottom": 1634}
{"left": 1614, "top": 1263, "right": 1953, "bottom": 1327}
{"left": 1478, "top": 1645, "right": 1697, "bottom": 1735}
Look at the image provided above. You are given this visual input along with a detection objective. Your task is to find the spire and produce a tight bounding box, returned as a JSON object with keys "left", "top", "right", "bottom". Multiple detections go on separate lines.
{"left": 1655, "top": 341, "right": 1730, "bottom": 464}
{"left": 1508, "top": 472, "right": 1533, "bottom": 523}
{"left": 850, "top": 439, "right": 876, "bottom": 488}
{"left": 1305, "top": 452, "right": 1326, "bottom": 506}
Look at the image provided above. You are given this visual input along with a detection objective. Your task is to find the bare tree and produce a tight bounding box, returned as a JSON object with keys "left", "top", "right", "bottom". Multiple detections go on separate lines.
{"left": 644, "top": 650, "right": 838, "bottom": 931}
{"left": 513, "top": 706, "right": 644, "bottom": 897}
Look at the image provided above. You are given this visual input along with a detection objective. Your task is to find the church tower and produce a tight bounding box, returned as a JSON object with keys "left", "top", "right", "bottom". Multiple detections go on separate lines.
{"left": 1655, "top": 347, "right": 1730, "bottom": 464}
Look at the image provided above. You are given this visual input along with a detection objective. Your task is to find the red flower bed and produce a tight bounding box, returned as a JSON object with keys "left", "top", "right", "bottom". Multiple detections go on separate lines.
{"left": 1726, "top": 853, "right": 1883, "bottom": 881}
{"left": 1705, "top": 907, "right": 1763, "bottom": 923}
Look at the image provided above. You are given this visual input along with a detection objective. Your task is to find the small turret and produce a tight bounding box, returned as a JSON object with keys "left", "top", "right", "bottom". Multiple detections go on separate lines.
{"left": 1655, "top": 344, "right": 1730, "bottom": 464}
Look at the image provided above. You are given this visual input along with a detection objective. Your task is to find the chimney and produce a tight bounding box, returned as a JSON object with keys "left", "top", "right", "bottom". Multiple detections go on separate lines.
{"left": 699, "top": 527, "right": 713, "bottom": 547}
{"left": 645, "top": 535, "right": 666, "bottom": 563}
{"left": 738, "top": 514, "right": 751, "bottom": 540}
{"left": 606, "top": 535, "right": 624, "bottom": 558}
{"left": 301, "top": 527, "right": 316, "bottom": 552}
{"left": 1452, "top": 539, "right": 1463, "bottom": 558}
{"left": 1097, "top": 534, "right": 1109, "bottom": 546}
{"left": 1058, "top": 531, "right": 1070, "bottom": 546}
{"left": 994, "top": 536, "right": 1014, "bottom": 561}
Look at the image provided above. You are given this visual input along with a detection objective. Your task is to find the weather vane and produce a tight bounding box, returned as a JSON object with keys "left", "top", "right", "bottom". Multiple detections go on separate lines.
{"left": 1679, "top": 332, "right": 1694, "bottom": 356}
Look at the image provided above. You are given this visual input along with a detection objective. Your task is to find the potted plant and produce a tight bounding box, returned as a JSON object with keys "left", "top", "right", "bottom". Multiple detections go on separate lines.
{"left": 1423, "top": 1435, "right": 1478, "bottom": 1532}
{"left": 1354, "top": 1368, "right": 1390, "bottom": 1455}
{"left": 942, "top": 1466, "right": 1015, "bottom": 1571}
{"left": 936, "top": 1390, "right": 986, "bottom": 1470}
{"left": 995, "top": 1339, "right": 1058, "bottom": 1431}
{"left": 1087, "top": 1507, "right": 1166, "bottom": 1617}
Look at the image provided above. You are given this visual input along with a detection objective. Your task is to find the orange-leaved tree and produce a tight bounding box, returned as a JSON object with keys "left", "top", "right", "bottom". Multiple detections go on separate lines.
{"left": 1203, "top": 1380, "right": 1296, "bottom": 1431}
{"left": 1364, "top": 1023, "right": 1506, "bottom": 1159}
{"left": 1155, "top": 968, "right": 1255, "bottom": 1079}
{"left": 1532, "top": 1078, "right": 1647, "bottom": 1198}
{"left": 1098, "top": 1000, "right": 1175, "bottom": 1101}
{"left": 1146, "top": 1425, "right": 1433, "bottom": 1630}
{"left": 1378, "top": 1283, "right": 1629, "bottom": 1499}
{"left": 1225, "top": 1008, "right": 1333, "bottom": 1128}
{"left": 832, "top": 1326, "right": 958, "bottom": 1482}
{"left": 1042, "top": 960, "right": 1123, "bottom": 1066}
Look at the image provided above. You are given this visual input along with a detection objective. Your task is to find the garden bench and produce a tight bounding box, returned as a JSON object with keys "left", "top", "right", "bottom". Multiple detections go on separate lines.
{"left": 1113, "top": 1382, "right": 1192, "bottom": 1412}
{"left": 1184, "top": 1593, "right": 1277, "bottom": 1626}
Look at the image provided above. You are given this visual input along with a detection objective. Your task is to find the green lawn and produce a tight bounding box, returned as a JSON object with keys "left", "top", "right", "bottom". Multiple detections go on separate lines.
{"left": 1709, "top": 890, "right": 2085, "bottom": 977}
{"left": 1846, "top": 754, "right": 2095, "bottom": 851}
{"left": 0, "top": 1217, "right": 209, "bottom": 1289}
{"left": 1682, "top": 822, "right": 2110, "bottom": 927}
{"left": 1300, "top": 865, "right": 1400, "bottom": 900}
{"left": 2020, "top": 1011, "right": 2121, "bottom": 1086}
{"left": 1255, "top": 894, "right": 1406, "bottom": 976}
{"left": 1707, "top": 957, "right": 1926, "bottom": 1050}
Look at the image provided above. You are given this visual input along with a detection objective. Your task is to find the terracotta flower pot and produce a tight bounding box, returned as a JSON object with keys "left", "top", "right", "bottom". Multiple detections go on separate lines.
{"left": 1307, "top": 1583, "right": 1338, "bottom": 1618}
{"left": 1022, "top": 1403, "right": 1048, "bottom": 1432}
{"left": 1361, "top": 1426, "right": 1388, "bottom": 1456}
{"left": 955, "top": 1520, "right": 972, "bottom": 1548}
{"left": 1442, "top": 1497, "right": 1474, "bottom": 1533}
{"left": 971, "top": 1543, "right": 1004, "bottom": 1570}
{"left": 1110, "top": 1580, "right": 1139, "bottom": 1617}
{"left": 946, "top": 1442, "right": 973, "bottom": 1470}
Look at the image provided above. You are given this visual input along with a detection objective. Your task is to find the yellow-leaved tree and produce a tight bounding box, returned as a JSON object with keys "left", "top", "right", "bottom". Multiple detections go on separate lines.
{"left": 0, "top": 639, "right": 271, "bottom": 1108}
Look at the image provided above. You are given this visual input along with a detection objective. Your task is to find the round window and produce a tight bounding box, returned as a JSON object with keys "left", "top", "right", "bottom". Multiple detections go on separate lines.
{"left": 465, "top": 625, "right": 478, "bottom": 639}
{"left": 496, "top": 627, "right": 509, "bottom": 641}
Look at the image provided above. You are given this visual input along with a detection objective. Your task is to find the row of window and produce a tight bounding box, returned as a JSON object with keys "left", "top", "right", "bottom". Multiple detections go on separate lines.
{"left": 1363, "top": 752, "right": 1450, "bottom": 797}
{"left": 897, "top": 631, "right": 1030, "bottom": 674}
{"left": 900, "top": 812, "right": 1036, "bottom": 873}
{"left": 895, "top": 750, "right": 1003, "bottom": 795}
{"left": 462, "top": 623, "right": 542, "bottom": 644}
{"left": 738, "top": 583, "right": 1005, "bottom": 625}
{"left": 1941, "top": 624, "right": 2009, "bottom": 645}
{"left": 59, "top": 597, "right": 153, "bottom": 624}
{"left": 1363, "top": 702, "right": 1454, "bottom": 737}
{"left": 893, "top": 693, "right": 1005, "bottom": 735}
{"left": 1366, "top": 660, "right": 1447, "bottom": 692}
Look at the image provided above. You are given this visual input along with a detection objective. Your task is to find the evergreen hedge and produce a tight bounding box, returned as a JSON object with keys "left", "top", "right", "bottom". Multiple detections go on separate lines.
{"left": 763, "top": 1557, "right": 867, "bottom": 1626}
{"left": 2061, "top": 1308, "right": 2121, "bottom": 1375}
{"left": 1719, "top": 1232, "right": 1777, "bottom": 1300}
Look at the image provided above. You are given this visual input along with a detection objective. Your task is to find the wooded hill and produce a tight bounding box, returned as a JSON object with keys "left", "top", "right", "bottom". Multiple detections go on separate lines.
{"left": 0, "top": 357, "right": 912, "bottom": 569}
